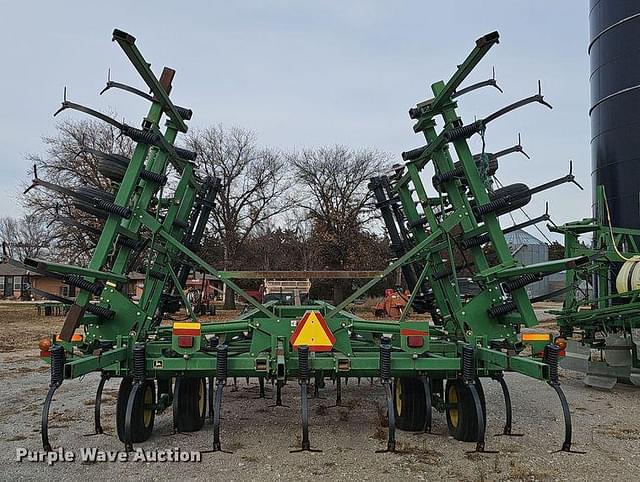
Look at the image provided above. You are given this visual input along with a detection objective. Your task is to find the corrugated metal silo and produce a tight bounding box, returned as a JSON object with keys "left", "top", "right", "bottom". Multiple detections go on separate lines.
{"left": 504, "top": 229, "right": 549, "bottom": 298}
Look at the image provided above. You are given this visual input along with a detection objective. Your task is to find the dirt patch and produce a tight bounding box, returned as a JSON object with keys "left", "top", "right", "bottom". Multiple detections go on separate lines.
{"left": 0, "top": 300, "right": 638, "bottom": 481}
{"left": 0, "top": 303, "right": 64, "bottom": 352}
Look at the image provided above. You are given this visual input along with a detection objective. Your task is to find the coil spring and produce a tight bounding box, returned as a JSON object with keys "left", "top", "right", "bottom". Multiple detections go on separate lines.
{"left": 175, "top": 105, "right": 193, "bottom": 121}
{"left": 487, "top": 301, "right": 518, "bottom": 318}
{"left": 544, "top": 344, "right": 560, "bottom": 384}
{"left": 86, "top": 304, "right": 115, "bottom": 320}
{"left": 216, "top": 344, "right": 228, "bottom": 383}
{"left": 432, "top": 267, "right": 453, "bottom": 281}
{"left": 123, "top": 126, "right": 158, "bottom": 145}
{"left": 63, "top": 274, "right": 103, "bottom": 296}
{"left": 99, "top": 340, "right": 114, "bottom": 352}
{"left": 140, "top": 169, "right": 168, "bottom": 186}
{"left": 408, "top": 107, "right": 421, "bottom": 119}
{"left": 433, "top": 166, "right": 463, "bottom": 187}
{"left": 94, "top": 199, "right": 132, "bottom": 219}
{"left": 444, "top": 120, "right": 483, "bottom": 142}
{"left": 148, "top": 270, "right": 166, "bottom": 281}
{"left": 133, "top": 343, "right": 146, "bottom": 383}
{"left": 50, "top": 344, "right": 65, "bottom": 386}
{"left": 503, "top": 273, "right": 541, "bottom": 293}
{"left": 460, "top": 233, "right": 490, "bottom": 250}
{"left": 174, "top": 146, "right": 197, "bottom": 161}
{"left": 298, "top": 345, "right": 310, "bottom": 383}
{"left": 379, "top": 337, "right": 392, "bottom": 382}
{"left": 401, "top": 145, "right": 427, "bottom": 161}
{"left": 473, "top": 197, "right": 510, "bottom": 218}
{"left": 461, "top": 345, "right": 475, "bottom": 383}
{"left": 117, "top": 236, "right": 139, "bottom": 250}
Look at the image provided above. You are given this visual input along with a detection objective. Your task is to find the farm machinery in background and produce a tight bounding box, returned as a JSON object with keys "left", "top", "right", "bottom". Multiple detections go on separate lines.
{"left": 542, "top": 2, "right": 640, "bottom": 390}
{"left": 548, "top": 187, "right": 640, "bottom": 389}
{"left": 373, "top": 288, "right": 410, "bottom": 318}
{"left": 9, "top": 28, "right": 624, "bottom": 456}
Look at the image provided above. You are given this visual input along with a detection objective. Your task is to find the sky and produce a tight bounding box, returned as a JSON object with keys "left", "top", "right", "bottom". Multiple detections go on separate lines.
{"left": 0, "top": 1, "right": 591, "bottom": 242}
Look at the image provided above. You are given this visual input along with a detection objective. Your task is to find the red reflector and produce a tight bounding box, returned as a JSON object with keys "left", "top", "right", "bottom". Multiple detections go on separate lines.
{"left": 407, "top": 336, "right": 424, "bottom": 348}
{"left": 178, "top": 336, "right": 193, "bottom": 348}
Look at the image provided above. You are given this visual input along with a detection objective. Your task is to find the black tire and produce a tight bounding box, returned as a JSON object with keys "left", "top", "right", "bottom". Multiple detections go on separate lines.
{"left": 116, "top": 377, "right": 156, "bottom": 443}
{"left": 173, "top": 377, "right": 207, "bottom": 432}
{"left": 445, "top": 378, "right": 486, "bottom": 442}
{"left": 393, "top": 377, "right": 429, "bottom": 431}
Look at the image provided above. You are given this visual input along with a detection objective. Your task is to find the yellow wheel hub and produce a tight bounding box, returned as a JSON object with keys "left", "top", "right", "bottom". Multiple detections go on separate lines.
{"left": 448, "top": 383, "right": 459, "bottom": 428}
{"left": 395, "top": 380, "right": 402, "bottom": 416}
{"left": 198, "top": 379, "right": 205, "bottom": 416}
{"left": 143, "top": 384, "right": 153, "bottom": 428}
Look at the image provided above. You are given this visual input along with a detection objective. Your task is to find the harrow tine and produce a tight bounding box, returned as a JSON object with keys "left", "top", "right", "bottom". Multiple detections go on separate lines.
{"left": 376, "top": 383, "right": 396, "bottom": 454}
{"left": 83, "top": 373, "right": 110, "bottom": 437}
{"left": 99, "top": 70, "right": 193, "bottom": 121}
{"left": 291, "top": 346, "right": 321, "bottom": 453}
{"left": 42, "top": 385, "right": 60, "bottom": 452}
{"left": 327, "top": 376, "right": 343, "bottom": 408}
{"left": 204, "top": 345, "right": 232, "bottom": 454}
{"left": 269, "top": 380, "right": 289, "bottom": 407}
{"left": 550, "top": 383, "right": 585, "bottom": 454}
{"left": 492, "top": 374, "right": 523, "bottom": 437}
{"left": 544, "top": 344, "right": 585, "bottom": 454}
{"left": 208, "top": 376, "right": 214, "bottom": 423}
{"left": 42, "top": 344, "right": 65, "bottom": 452}
{"left": 451, "top": 67, "right": 503, "bottom": 98}
{"left": 376, "top": 338, "right": 395, "bottom": 453}
{"left": 422, "top": 376, "right": 432, "bottom": 433}
{"left": 460, "top": 347, "right": 497, "bottom": 454}
{"left": 465, "top": 382, "right": 497, "bottom": 454}
{"left": 123, "top": 382, "right": 142, "bottom": 451}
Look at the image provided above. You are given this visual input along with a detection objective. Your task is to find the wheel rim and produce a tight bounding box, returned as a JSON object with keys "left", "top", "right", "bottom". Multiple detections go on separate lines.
{"left": 143, "top": 384, "right": 153, "bottom": 427}
{"left": 448, "top": 383, "right": 459, "bottom": 428}
{"left": 395, "top": 380, "right": 402, "bottom": 416}
{"left": 198, "top": 379, "right": 205, "bottom": 416}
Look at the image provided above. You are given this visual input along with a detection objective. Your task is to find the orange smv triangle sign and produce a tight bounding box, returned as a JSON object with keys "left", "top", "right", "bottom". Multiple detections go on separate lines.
{"left": 290, "top": 311, "right": 336, "bottom": 352}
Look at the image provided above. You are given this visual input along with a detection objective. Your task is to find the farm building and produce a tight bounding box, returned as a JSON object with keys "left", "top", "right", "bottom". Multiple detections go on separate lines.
{"left": 504, "top": 229, "right": 549, "bottom": 298}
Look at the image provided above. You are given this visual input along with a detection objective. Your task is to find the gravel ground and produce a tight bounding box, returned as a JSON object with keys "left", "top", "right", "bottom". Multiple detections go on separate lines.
{"left": 0, "top": 304, "right": 639, "bottom": 481}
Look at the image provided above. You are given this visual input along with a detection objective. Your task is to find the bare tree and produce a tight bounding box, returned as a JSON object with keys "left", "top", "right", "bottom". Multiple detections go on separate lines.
{"left": 289, "top": 145, "right": 390, "bottom": 303}
{"left": 0, "top": 214, "right": 53, "bottom": 260}
{"left": 187, "top": 125, "right": 295, "bottom": 308}
{"left": 23, "top": 117, "right": 134, "bottom": 263}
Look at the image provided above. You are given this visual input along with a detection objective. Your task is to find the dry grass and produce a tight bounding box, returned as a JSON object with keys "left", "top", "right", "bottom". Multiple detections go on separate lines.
{"left": 0, "top": 302, "right": 64, "bottom": 352}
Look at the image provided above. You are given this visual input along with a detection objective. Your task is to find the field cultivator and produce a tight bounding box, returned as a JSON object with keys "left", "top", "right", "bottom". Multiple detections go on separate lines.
{"left": 6, "top": 29, "right": 598, "bottom": 456}
{"left": 549, "top": 187, "right": 640, "bottom": 389}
